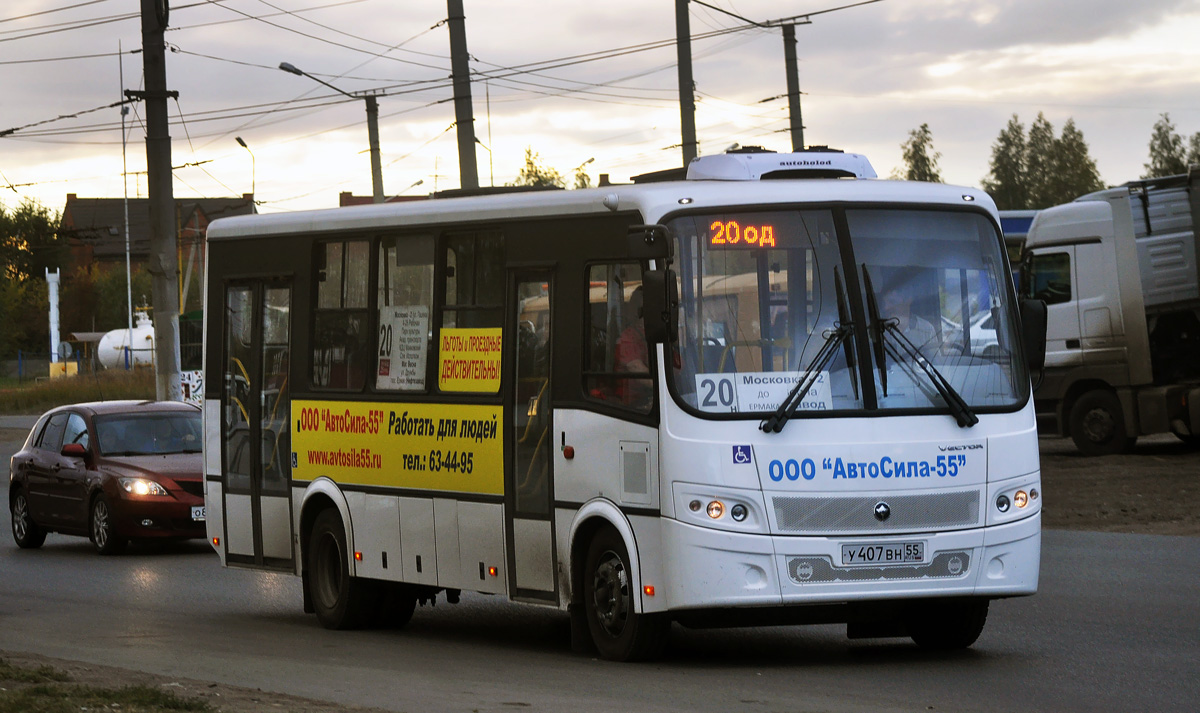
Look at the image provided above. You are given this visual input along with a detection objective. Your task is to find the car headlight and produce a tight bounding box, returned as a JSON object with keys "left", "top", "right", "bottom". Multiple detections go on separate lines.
{"left": 119, "top": 478, "right": 168, "bottom": 496}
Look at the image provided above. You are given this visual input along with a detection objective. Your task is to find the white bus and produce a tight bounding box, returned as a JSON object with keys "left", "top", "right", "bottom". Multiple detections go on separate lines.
{"left": 202, "top": 148, "right": 1047, "bottom": 661}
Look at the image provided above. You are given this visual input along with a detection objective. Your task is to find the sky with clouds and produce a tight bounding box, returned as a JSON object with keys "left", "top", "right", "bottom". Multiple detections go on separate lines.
{"left": 2, "top": 0, "right": 1199, "bottom": 214}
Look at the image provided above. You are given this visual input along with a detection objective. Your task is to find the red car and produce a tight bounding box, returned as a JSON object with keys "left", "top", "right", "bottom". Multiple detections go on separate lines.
{"left": 8, "top": 400, "right": 206, "bottom": 554}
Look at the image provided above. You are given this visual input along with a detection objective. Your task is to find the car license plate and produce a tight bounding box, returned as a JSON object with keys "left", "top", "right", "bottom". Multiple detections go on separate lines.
{"left": 841, "top": 541, "right": 923, "bottom": 566}
{"left": 191, "top": 506, "right": 206, "bottom": 522}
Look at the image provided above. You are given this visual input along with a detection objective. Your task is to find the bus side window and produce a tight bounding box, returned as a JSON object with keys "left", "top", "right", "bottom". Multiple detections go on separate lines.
{"left": 311, "top": 239, "right": 370, "bottom": 391}
{"left": 583, "top": 262, "right": 653, "bottom": 413}
{"left": 376, "top": 235, "right": 434, "bottom": 391}
{"left": 442, "top": 232, "right": 504, "bottom": 330}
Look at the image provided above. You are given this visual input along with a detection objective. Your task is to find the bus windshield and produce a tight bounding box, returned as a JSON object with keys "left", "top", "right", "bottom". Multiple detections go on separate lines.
{"left": 667, "top": 207, "right": 1027, "bottom": 418}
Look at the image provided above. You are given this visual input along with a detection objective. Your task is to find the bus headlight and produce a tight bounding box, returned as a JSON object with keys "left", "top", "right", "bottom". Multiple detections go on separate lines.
{"left": 706, "top": 500, "right": 725, "bottom": 519}
{"left": 730, "top": 504, "right": 748, "bottom": 522}
{"left": 996, "top": 494, "right": 1011, "bottom": 513}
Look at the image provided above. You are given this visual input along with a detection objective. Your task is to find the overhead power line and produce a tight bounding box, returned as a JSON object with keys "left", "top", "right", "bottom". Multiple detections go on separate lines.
{"left": 0, "top": 0, "right": 115, "bottom": 24}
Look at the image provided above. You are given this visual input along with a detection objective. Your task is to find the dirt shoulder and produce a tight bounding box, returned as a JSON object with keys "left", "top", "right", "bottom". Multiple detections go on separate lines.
{"left": 1038, "top": 433, "right": 1200, "bottom": 536}
{"left": 0, "top": 651, "right": 392, "bottom": 713}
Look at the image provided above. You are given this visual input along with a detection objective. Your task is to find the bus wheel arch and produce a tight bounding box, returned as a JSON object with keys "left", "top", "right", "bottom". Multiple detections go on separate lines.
{"left": 306, "top": 506, "right": 379, "bottom": 629}
{"left": 568, "top": 501, "right": 669, "bottom": 661}
{"left": 299, "top": 482, "right": 355, "bottom": 617}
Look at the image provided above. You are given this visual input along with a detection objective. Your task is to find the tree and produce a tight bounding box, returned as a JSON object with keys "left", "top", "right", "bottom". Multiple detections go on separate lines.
{"left": 1144, "top": 113, "right": 1187, "bottom": 178}
{"left": 573, "top": 166, "right": 593, "bottom": 190}
{"left": 1187, "top": 132, "right": 1200, "bottom": 167}
{"left": 981, "top": 115, "right": 1028, "bottom": 210}
{"left": 510, "top": 147, "right": 565, "bottom": 188}
{"left": 0, "top": 200, "right": 66, "bottom": 283}
{"left": 1024, "top": 113, "right": 1057, "bottom": 209}
{"left": 899, "top": 123, "right": 943, "bottom": 182}
{"left": 1049, "top": 119, "right": 1105, "bottom": 204}
{"left": 0, "top": 199, "right": 64, "bottom": 358}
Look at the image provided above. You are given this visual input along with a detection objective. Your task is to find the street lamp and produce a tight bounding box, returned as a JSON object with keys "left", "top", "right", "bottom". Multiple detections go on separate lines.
{"left": 279, "top": 61, "right": 385, "bottom": 203}
{"left": 235, "top": 136, "right": 255, "bottom": 200}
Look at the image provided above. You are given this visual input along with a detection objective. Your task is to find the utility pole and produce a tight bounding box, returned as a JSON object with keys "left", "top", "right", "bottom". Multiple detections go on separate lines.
{"left": 130, "top": 0, "right": 182, "bottom": 401}
{"left": 675, "top": 0, "right": 699, "bottom": 165}
{"left": 365, "top": 95, "right": 384, "bottom": 202}
{"left": 447, "top": 0, "right": 479, "bottom": 190}
{"left": 782, "top": 23, "right": 804, "bottom": 151}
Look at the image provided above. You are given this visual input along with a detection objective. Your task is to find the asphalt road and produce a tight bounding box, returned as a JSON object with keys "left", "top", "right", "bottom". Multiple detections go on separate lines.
{"left": 2, "top": 431, "right": 1198, "bottom": 712}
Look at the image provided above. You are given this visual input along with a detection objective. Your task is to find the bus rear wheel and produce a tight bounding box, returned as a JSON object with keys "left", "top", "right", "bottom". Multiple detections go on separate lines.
{"left": 308, "top": 508, "right": 378, "bottom": 630}
{"left": 582, "top": 527, "right": 669, "bottom": 661}
{"left": 908, "top": 598, "right": 989, "bottom": 650}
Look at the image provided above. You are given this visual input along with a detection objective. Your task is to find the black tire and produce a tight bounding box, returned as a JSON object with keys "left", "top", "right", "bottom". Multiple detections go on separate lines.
{"left": 1173, "top": 432, "right": 1200, "bottom": 449}
{"left": 371, "top": 583, "right": 418, "bottom": 629}
{"left": 90, "top": 495, "right": 127, "bottom": 555}
{"left": 1068, "top": 390, "right": 1135, "bottom": 456}
{"left": 307, "top": 508, "right": 378, "bottom": 630}
{"left": 908, "top": 598, "right": 989, "bottom": 650}
{"left": 582, "top": 527, "right": 669, "bottom": 661}
{"left": 10, "top": 490, "right": 46, "bottom": 549}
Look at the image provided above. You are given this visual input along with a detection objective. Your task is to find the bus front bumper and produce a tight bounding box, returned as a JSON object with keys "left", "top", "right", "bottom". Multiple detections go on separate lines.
{"left": 658, "top": 513, "right": 1040, "bottom": 611}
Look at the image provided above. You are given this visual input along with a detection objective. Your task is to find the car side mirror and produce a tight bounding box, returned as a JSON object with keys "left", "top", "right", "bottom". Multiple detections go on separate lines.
{"left": 61, "top": 443, "right": 89, "bottom": 464}
{"left": 641, "top": 268, "right": 679, "bottom": 344}
{"left": 1020, "top": 298, "right": 1048, "bottom": 372}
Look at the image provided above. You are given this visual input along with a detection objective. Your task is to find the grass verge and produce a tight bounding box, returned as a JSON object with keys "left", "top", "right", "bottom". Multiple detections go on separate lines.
{"left": 0, "top": 657, "right": 211, "bottom": 713}
{"left": 0, "top": 368, "right": 156, "bottom": 414}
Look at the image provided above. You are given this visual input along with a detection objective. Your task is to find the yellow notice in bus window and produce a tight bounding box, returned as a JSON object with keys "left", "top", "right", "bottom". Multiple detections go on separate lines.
{"left": 438, "top": 327, "right": 502, "bottom": 392}
{"left": 292, "top": 400, "right": 503, "bottom": 495}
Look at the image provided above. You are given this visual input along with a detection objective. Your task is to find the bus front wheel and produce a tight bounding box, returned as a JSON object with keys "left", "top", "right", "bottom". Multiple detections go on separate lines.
{"left": 582, "top": 527, "right": 669, "bottom": 661}
{"left": 908, "top": 598, "right": 988, "bottom": 650}
{"left": 308, "top": 508, "right": 378, "bottom": 630}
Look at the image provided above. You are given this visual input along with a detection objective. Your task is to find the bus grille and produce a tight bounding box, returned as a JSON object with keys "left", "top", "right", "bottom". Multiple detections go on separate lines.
{"left": 771, "top": 490, "right": 980, "bottom": 534}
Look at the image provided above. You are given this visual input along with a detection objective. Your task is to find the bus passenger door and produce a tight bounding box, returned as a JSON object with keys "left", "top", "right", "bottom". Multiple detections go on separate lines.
{"left": 507, "top": 271, "right": 557, "bottom": 601}
{"left": 221, "top": 281, "right": 295, "bottom": 570}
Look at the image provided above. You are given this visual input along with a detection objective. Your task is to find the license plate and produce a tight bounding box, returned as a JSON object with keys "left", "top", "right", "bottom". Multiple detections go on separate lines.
{"left": 191, "top": 506, "right": 206, "bottom": 522}
{"left": 841, "top": 541, "right": 923, "bottom": 566}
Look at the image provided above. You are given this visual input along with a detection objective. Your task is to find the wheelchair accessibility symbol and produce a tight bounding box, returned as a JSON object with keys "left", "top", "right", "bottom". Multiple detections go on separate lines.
{"left": 732, "top": 445, "right": 752, "bottom": 464}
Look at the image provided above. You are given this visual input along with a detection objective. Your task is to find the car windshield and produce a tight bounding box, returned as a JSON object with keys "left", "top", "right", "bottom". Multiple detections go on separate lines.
{"left": 95, "top": 412, "right": 203, "bottom": 456}
{"left": 667, "top": 207, "right": 1027, "bottom": 418}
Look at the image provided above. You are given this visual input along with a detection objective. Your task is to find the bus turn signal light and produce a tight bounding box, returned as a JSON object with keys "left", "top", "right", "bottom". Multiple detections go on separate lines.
{"left": 354, "top": 551, "right": 363, "bottom": 561}
{"left": 488, "top": 566, "right": 498, "bottom": 577}
{"left": 643, "top": 585, "right": 655, "bottom": 596}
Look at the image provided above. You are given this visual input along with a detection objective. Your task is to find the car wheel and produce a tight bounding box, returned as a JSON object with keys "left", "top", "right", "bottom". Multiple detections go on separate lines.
{"left": 583, "top": 527, "right": 669, "bottom": 661}
{"left": 90, "top": 495, "right": 127, "bottom": 555}
{"left": 908, "top": 598, "right": 989, "bottom": 650}
{"left": 307, "top": 508, "right": 379, "bottom": 630}
{"left": 1068, "top": 390, "right": 1135, "bottom": 456}
{"left": 11, "top": 491, "right": 46, "bottom": 549}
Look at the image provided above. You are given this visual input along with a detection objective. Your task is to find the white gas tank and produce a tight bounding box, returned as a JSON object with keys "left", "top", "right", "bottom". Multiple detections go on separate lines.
{"left": 98, "top": 312, "right": 155, "bottom": 369}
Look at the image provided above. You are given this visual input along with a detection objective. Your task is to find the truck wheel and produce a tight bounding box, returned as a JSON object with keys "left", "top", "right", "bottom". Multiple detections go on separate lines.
{"left": 308, "top": 508, "right": 378, "bottom": 630}
{"left": 1068, "top": 390, "right": 1135, "bottom": 456}
{"left": 908, "top": 598, "right": 989, "bottom": 650}
{"left": 583, "top": 527, "right": 669, "bottom": 661}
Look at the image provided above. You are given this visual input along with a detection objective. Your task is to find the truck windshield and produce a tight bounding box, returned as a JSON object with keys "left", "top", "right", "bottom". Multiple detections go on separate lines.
{"left": 667, "top": 207, "right": 1027, "bottom": 418}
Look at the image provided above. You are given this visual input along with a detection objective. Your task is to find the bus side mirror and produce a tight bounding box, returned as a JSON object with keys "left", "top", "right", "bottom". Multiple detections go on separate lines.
{"left": 1020, "top": 298, "right": 1047, "bottom": 372}
{"left": 642, "top": 269, "right": 678, "bottom": 344}
{"left": 627, "top": 224, "right": 673, "bottom": 260}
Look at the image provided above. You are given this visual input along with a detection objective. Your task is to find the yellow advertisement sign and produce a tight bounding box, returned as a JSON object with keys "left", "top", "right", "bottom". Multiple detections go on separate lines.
{"left": 439, "top": 327, "right": 502, "bottom": 393}
{"left": 292, "top": 400, "right": 503, "bottom": 495}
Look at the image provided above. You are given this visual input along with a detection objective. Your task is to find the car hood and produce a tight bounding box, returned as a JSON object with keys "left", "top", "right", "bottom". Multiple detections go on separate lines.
{"left": 97, "top": 454, "right": 203, "bottom": 482}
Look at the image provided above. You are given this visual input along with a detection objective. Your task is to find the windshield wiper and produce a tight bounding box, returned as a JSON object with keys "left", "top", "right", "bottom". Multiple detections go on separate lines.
{"left": 860, "top": 265, "right": 889, "bottom": 396}
{"left": 761, "top": 268, "right": 855, "bottom": 434}
{"left": 872, "top": 312, "right": 979, "bottom": 428}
